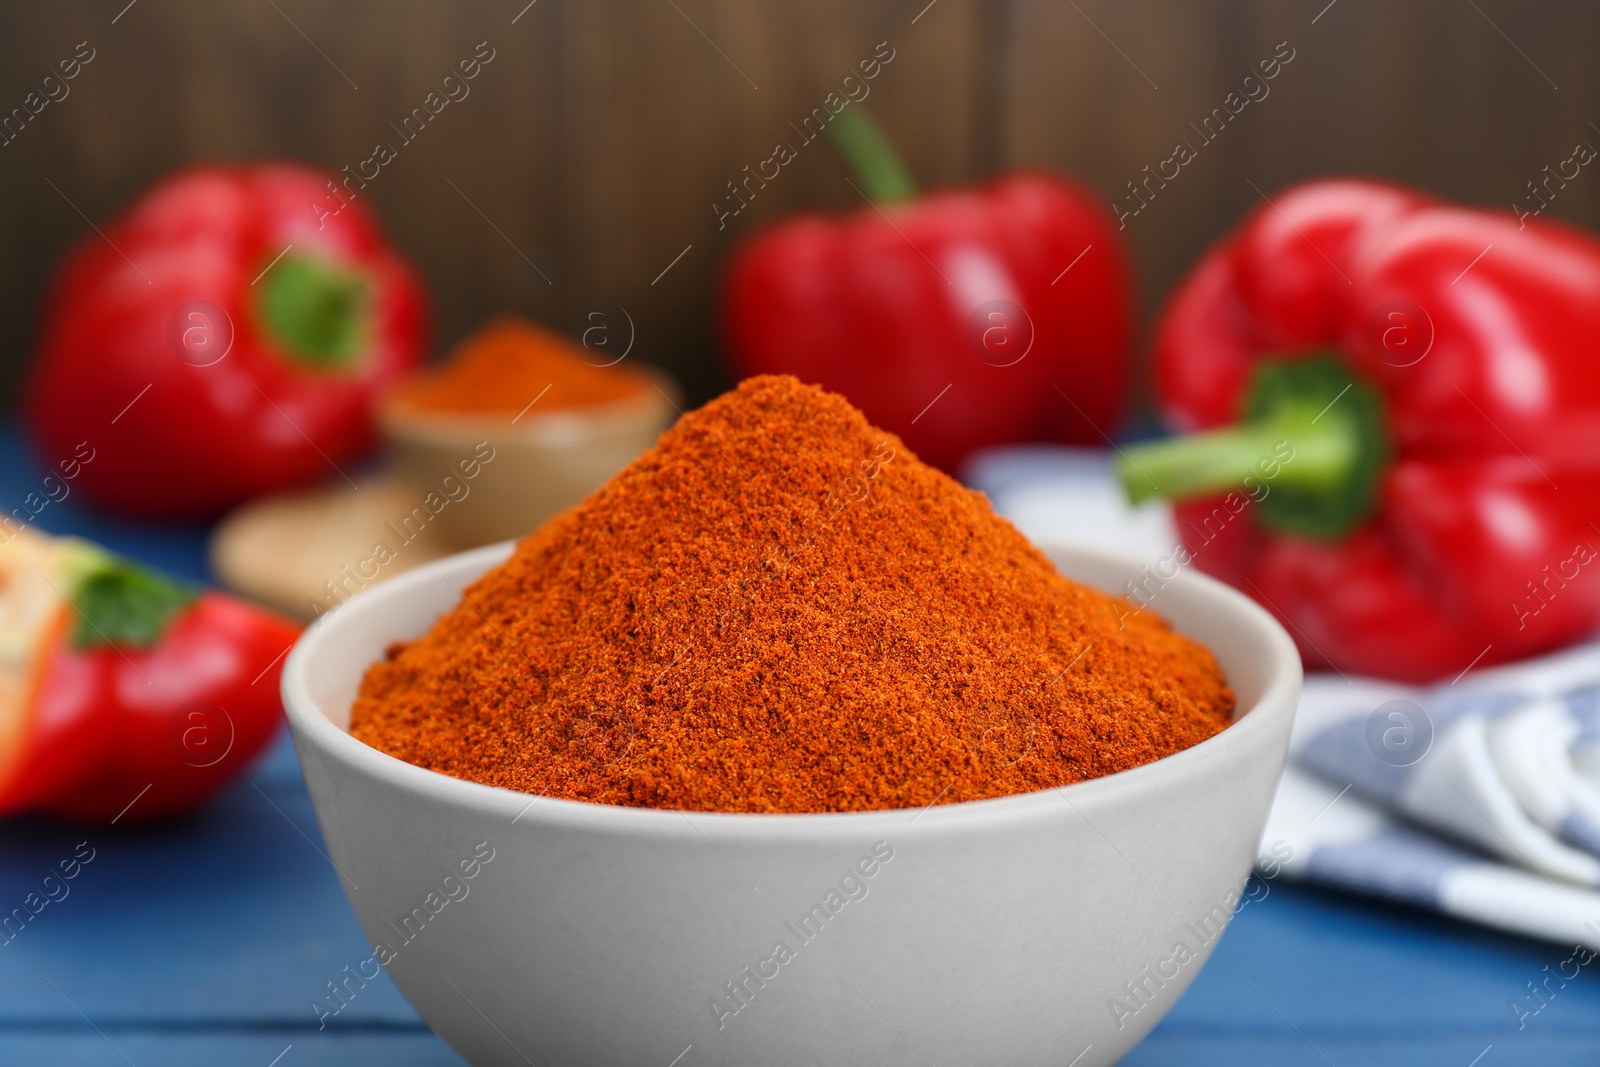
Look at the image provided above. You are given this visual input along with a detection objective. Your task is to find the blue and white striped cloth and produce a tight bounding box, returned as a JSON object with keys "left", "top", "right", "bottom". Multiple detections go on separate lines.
{"left": 1267, "top": 652, "right": 1600, "bottom": 948}
{"left": 967, "top": 445, "right": 1600, "bottom": 948}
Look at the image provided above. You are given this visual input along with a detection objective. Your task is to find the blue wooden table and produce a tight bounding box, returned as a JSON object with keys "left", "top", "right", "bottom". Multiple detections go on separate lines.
{"left": 2, "top": 428, "right": 1597, "bottom": 1066}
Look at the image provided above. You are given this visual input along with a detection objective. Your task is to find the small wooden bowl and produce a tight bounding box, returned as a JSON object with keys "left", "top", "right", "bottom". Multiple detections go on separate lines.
{"left": 377, "top": 367, "right": 680, "bottom": 549}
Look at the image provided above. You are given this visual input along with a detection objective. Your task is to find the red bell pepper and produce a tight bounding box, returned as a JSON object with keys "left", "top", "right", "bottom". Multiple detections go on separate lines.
{"left": 1120, "top": 177, "right": 1600, "bottom": 682}
{"left": 25, "top": 163, "right": 429, "bottom": 518}
{"left": 0, "top": 530, "right": 300, "bottom": 822}
{"left": 721, "top": 109, "right": 1134, "bottom": 473}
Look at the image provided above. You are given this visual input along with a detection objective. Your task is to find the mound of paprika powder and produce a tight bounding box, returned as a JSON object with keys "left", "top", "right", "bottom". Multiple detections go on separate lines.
{"left": 350, "top": 376, "right": 1233, "bottom": 813}
{"left": 387, "top": 315, "right": 651, "bottom": 416}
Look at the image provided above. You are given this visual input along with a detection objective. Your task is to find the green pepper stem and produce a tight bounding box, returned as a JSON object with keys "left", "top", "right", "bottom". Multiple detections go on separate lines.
{"left": 1118, "top": 418, "right": 1357, "bottom": 505}
{"left": 60, "top": 544, "right": 197, "bottom": 650}
{"left": 1119, "top": 356, "right": 1392, "bottom": 540}
{"left": 825, "top": 107, "right": 917, "bottom": 204}
{"left": 257, "top": 255, "right": 369, "bottom": 371}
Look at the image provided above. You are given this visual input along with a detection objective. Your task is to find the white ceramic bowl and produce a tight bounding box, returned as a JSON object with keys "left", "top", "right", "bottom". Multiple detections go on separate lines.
{"left": 283, "top": 540, "right": 1300, "bottom": 1067}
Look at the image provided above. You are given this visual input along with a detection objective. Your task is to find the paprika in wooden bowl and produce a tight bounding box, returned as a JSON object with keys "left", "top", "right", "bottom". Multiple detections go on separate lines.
{"left": 378, "top": 315, "right": 678, "bottom": 548}
{"left": 282, "top": 377, "right": 1301, "bottom": 1066}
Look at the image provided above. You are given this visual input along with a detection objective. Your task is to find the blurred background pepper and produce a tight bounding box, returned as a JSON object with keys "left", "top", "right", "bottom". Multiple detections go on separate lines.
{"left": 1119, "top": 178, "right": 1600, "bottom": 682}
{"left": 0, "top": 529, "right": 299, "bottom": 822}
{"left": 721, "top": 108, "right": 1134, "bottom": 473}
{"left": 24, "top": 163, "right": 429, "bottom": 518}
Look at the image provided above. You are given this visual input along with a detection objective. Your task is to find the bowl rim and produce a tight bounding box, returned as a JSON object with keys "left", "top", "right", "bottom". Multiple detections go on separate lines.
{"left": 282, "top": 539, "right": 1302, "bottom": 841}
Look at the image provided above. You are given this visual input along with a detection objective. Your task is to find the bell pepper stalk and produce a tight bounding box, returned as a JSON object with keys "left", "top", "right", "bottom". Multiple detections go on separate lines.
{"left": 1121, "top": 355, "right": 1390, "bottom": 539}
{"left": 1120, "top": 177, "right": 1600, "bottom": 683}
{"left": 721, "top": 107, "right": 1135, "bottom": 474}
{"left": 25, "top": 163, "right": 430, "bottom": 518}
{"left": 825, "top": 107, "right": 918, "bottom": 204}
{"left": 0, "top": 530, "right": 301, "bottom": 822}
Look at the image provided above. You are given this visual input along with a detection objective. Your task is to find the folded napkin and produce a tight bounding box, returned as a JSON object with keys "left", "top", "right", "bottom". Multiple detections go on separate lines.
{"left": 1266, "top": 653, "right": 1600, "bottom": 950}
{"left": 965, "top": 445, "right": 1600, "bottom": 948}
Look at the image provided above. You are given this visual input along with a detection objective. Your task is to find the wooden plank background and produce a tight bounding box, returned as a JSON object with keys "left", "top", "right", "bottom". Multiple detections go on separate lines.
{"left": 0, "top": 0, "right": 1593, "bottom": 410}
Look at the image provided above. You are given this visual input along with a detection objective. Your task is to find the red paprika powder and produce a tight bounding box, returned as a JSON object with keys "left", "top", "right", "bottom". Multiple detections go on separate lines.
{"left": 350, "top": 376, "right": 1233, "bottom": 813}
{"left": 390, "top": 315, "right": 649, "bottom": 414}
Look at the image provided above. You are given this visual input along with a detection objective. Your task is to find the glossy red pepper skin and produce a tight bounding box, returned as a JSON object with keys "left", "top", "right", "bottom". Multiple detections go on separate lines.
{"left": 722, "top": 173, "right": 1135, "bottom": 473}
{"left": 25, "top": 163, "right": 429, "bottom": 517}
{"left": 1154, "top": 178, "right": 1600, "bottom": 682}
{"left": 0, "top": 594, "right": 300, "bottom": 823}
